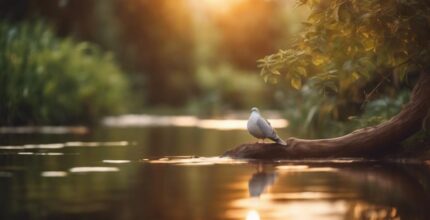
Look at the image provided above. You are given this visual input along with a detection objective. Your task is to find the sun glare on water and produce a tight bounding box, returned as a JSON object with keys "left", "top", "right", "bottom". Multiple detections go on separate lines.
{"left": 246, "top": 210, "right": 261, "bottom": 220}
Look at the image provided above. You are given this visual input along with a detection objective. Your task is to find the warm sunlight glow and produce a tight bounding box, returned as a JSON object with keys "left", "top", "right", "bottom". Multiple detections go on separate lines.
{"left": 147, "top": 156, "right": 248, "bottom": 165}
{"left": 231, "top": 197, "right": 349, "bottom": 220}
{"left": 276, "top": 165, "right": 338, "bottom": 173}
{"left": 69, "top": 167, "right": 119, "bottom": 173}
{"left": 246, "top": 210, "right": 260, "bottom": 220}
{"left": 41, "top": 171, "right": 68, "bottom": 177}
{"left": 104, "top": 114, "right": 288, "bottom": 130}
{"left": 193, "top": 0, "right": 244, "bottom": 13}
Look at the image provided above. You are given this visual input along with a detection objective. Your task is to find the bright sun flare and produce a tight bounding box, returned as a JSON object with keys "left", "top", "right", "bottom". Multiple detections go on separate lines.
{"left": 196, "top": 0, "right": 244, "bottom": 13}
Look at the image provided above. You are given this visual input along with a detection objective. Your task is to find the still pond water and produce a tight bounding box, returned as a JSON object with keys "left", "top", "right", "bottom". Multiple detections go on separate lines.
{"left": 0, "top": 120, "right": 430, "bottom": 220}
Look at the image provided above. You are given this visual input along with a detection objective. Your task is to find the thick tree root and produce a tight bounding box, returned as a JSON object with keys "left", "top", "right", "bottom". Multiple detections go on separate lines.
{"left": 223, "top": 73, "right": 430, "bottom": 159}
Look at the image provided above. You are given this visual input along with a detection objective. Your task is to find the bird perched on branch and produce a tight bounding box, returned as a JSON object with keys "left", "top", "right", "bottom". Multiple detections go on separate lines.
{"left": 247, "top": 107, "right": 287, "bottom": 145}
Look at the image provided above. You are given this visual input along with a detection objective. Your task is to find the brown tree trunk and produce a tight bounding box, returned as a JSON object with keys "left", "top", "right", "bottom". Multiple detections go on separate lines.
{"left": 223, "top": 72, "right": 430, "bottom": 159}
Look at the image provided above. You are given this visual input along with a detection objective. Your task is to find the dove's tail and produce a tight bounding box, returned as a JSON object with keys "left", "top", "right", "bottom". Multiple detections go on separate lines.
{"left": 273, "top": 136, "right": 287, "bottom": 146}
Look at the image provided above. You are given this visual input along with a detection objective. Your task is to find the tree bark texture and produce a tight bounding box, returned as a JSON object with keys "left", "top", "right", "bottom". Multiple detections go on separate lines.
{"left": 223, "top": 72, "right": 430, "bottom": 159}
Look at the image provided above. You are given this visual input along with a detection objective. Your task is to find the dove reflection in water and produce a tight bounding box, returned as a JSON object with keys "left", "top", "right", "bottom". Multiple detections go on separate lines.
{"left": 248, "top": 171, "right": 277, "bottom": 197}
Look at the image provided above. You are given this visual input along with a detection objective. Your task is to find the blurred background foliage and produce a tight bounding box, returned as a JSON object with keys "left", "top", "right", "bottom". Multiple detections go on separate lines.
{"left": 0, "top": 0, "right": 302, "bottom": 123}
{"left": 0, "top": 0, "right": 421, "bottom": 138}
{"left": 0, "top": 21, "right": 129, "bottom": 125}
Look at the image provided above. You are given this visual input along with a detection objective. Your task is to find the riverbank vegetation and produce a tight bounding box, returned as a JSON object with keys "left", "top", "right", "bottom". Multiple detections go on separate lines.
{"left": 0, "top": 21, "right": 129, "bottom": 125}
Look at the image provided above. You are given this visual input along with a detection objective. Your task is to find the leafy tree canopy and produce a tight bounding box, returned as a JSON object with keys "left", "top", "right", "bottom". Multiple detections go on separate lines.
{"left": 259, "top": 0, "right": 430, "bottom": 94}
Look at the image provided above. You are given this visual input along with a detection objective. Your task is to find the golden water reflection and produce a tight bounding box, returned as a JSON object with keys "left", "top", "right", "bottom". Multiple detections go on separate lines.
{"left": 147, "top": 156, "right": 248, "bottom": 165}
{"left": 1, "top": 131, "right": 429, "bottom": 220}
{"left": 224, "top": 163, "right": 420, "bottom": 220}
{"left": 245, "top": 210, "right": 260, "bottom": 220}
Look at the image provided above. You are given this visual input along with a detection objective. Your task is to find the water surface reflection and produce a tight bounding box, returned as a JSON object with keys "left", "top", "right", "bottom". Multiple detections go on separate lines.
{"left": 232, "top": 162, "right": 429, "bottom": 220}
{"left": 0, "top": 127, "right": 429, "bottom": 219}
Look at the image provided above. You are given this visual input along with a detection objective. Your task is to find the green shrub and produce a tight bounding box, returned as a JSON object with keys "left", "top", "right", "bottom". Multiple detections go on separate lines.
{"left": 0, "top": 21, "right": 130, "bottom": 125}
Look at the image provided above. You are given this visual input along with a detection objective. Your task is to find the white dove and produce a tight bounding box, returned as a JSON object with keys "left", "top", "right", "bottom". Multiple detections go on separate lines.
{"left": 247, "top": 107, "right": 287, "bottom": 145}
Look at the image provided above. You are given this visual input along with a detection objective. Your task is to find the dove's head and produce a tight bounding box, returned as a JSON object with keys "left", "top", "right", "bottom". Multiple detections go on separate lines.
{"left": 251, "top": 107, "right": 260, "bottom": 113}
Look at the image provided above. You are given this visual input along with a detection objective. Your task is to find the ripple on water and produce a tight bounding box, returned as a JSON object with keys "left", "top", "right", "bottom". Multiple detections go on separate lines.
{"left": 0, "top": 171, "right": 13, "bottom": 178}
{"left": 276, "top": 165, "right": 338, "bottom": 172}
{"left": 0, "top": 144, "right": 64, "bottom": 150}
{"left": 102, "top": 160, "right": 131, "bottom": 164}
{"left": 69, "top": 167, "right": 120, "bottom": 173}
{"left": 18, "top": 152, "right": 65, "bottom": 156}
{"left": 41, "top": 171, "right": 68, "bottom": 177}
{"left": 64, "top": 141, "right": 129, "bottom": 147}
{"left": 0, "top": 126, "right": 88, "bottom": 134}
{"left": 0, "top": 141, "right": 130, "bottom": 150}
{"left": 145, "top": 156, "right": 248, "bottom": 166}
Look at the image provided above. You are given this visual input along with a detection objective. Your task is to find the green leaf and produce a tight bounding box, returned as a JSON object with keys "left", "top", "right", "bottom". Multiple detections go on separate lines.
{"left": 312, "top": 56, "right": 325, "bottom": 66}
{"left": 297, "top": 66, "right": 307, "bottom": 76}
{"left": 394, "top": 65, "right": 408, "bottom": 81}
{"left": 271, "top": 69, "right": 281, "bottom": 75}
{"left": 263, "top": 75, "right": 269, "bottom": 83}
{"left": 333, "top": 4, "right": 341, "bottom": 22}
{"left": 352, "top": 71, "right": 360, "bottom": 80}
{"left": 325, "top": 81, "right": 338, "bottom": 93}
{"left": 291, "top": 76, "right": 302, "bottom": 90}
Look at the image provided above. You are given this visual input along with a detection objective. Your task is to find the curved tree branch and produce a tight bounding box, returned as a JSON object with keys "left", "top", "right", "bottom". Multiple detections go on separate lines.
{"left": 223, "top": 72, "right": 430, "bottom": 159}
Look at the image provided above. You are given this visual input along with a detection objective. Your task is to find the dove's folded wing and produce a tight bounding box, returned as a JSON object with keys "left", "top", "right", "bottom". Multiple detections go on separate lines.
{"left": 256, "top": 117, "right": 276, "bottom": 138}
